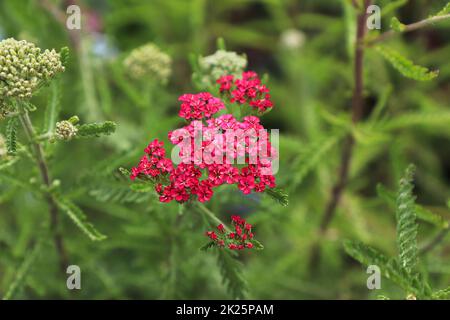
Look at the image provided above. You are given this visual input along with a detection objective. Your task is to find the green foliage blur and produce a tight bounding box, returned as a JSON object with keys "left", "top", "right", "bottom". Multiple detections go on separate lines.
{"left": 0, "top": 0, "right": 449, "bottom": 299}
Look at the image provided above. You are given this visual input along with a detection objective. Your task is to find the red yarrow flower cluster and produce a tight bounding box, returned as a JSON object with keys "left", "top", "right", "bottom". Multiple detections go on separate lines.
{"left": 205, "top": 215, "right": 255, "bottom": 250}
{"left": 130, "top": 139, "right": 173, "bottom": 180}
{"left": 130, "top": 70, "right": 277, "bottom": 204}
{"left": 217, "top": 71, "right": 273, "bottom": 113}
{"left": 178, "top": 92, "right": 225, "bottom": 120}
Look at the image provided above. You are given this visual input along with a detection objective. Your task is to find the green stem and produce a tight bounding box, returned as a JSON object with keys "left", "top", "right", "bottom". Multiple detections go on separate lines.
{"left": 368, "top": 14, "right": 450, "bottom": 45}
{"left": 18, "top": 108, "right": 68, "bottom": 273}
{"left": 196, "top": 202, "right": 232, "bottom": 232}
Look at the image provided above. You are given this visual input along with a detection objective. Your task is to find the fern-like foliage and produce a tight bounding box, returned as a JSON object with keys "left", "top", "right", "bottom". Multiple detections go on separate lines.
{"left": 60, "top": 46, "right": 70, "bottom": 68}
{"left": 376, "top": 46, "right": 439, "bottom": 81}
{"left": 396, "top": 165, "right": 418, "bottom": 274}
{"left": 290, "top": 130, "right": 344, "bottom": 189}
{"left": 53, "top": 192, "right": 107, "bottom": 241}
{"left": 90, "top": 185, "right": 151, "bottom": 204}
{"left": 216, "top": 250, "right": 247, "bottom": 299}
{"left": 6, "top": 117, "right": 18, "bottom": 156}
{"left": 344, "top": 240, "right": 427, "bottom": 297}
{"left": 3, "top": 233, "right": 44, "bottom": 300}
{"left": 432, "top": 286, "right": 450, "bottom": 299}
{"left": 377, "top": 184, "right": 448, "bottom": 229}
{"left": 390, "top": 17, "right": 405, "bottom": 32}
{"left": 77, "top": 121, "right": 116, "bottom": 138}
{"left": 381, "top": 111, "right": 450, "bottom": 131}
{"left": 265, "top": 187, "right": 289, "bottom": 207}
{"left": 44, "top": 82, "right": 61, "bottom": 133}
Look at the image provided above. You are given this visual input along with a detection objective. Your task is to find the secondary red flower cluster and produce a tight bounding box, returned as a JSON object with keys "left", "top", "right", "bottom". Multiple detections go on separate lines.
{"left": 178, "top": 92, "right": 225, "bottom": 120}
{"left": 217, "top": 71, "right": 273, "bottom": 113}
{"left": 206, "top": 215, "right": 255, "bottom": 250}
{"left": 130, "top": 70, "right": 277, "bottom": 204}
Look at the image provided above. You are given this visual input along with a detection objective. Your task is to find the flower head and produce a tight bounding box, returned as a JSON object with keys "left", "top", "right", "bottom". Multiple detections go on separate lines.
{"left": 123, "top": 43, "right": 171, "bottom": 84}
{"left": 0, "top": 38, "right": 65, "bottom": 100}
{"left": 196, "top": 50, "right": 247, "bottom": 88}
{"left": 130, "top": 113, "right": 277, "bottom": 204}
{"left": 204, "top": 215, "right": 256, "bottom": 251}
{"left": 55, "top": 120, "right": 78, "bottom": 141}
{"left": 217, "top": 71, "right": 274, "bottom": 113}
{"left": 178, "top": 92, "right": 225, "bottom": 120}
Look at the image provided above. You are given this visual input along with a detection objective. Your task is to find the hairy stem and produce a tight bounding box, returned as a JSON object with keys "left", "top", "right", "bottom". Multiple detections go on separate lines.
{"left": 309, "top": 1, "right": 370, "bottom": 272}
{"left": 18, "top": 110, "right": 68, "bottom": 273}
{"left": 368, "top": 14, "right": 450, "bottom": 45}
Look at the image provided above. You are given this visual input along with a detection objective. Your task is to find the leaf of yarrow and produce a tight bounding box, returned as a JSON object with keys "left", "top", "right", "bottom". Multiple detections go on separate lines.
{"left": 396, "top": 165, "right": 419, "bottom": 274}
{"left": 53, "top": 193, "right": 107, "bottom": 241}
{"left": 216, "top": 249, "right": 247, "bottom": 299}
{"left": 3, "top": 231, "right": 45, "bottom": 300}
{"left": 343, "top": 240, "right": 420, "bottom": 295}
{"left": 376, "top": 46, "right": 439, "bottom": 81}
{"left": 6, "top": 117, "right": 18, "bottom": 156}
{"left": 377, "top": 184, "right": 448, "bottom": 229}
{"left": 265, "top": 187, "right": 289, "bottom": 207}
{"left": 44, "top": 81, "right": 61, "bottom": 133}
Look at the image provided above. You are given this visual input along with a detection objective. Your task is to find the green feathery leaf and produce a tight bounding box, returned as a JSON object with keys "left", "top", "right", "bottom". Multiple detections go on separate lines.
{"left": 396, "top": 165, "right": 419, "bottom": 274}
{"left": 290, "top": 130, "right": 345, "bottom": 189}
{"left": 216, "top": 250, "right": 247, "bottom": 299}
{"left": 390, "top": 17, "right": 406, "bottom": 32}
{"left": 89, "top": 185, "right": 151, "bottom": 204}
{"left": 77, "top": 121, "right": 116, "bottom": 138}
{"left": 44, "top": 81, "right": 61, "bottom": 133}
{"left": 432, "top": 286, "right": 450, "bottom": 299}
{"left": 53, "top": 193, "right": 107, "bottom": 241}
{"left": 6, "top": 116, "right": 18, "bottom": 156}
{"left": 344, "top": 240, "right": 420, "bottom": 295}
{"left": 3, "top": 232, "right": 44, "bottom": 300}
{"left": 200, "top": 241, "right": 216, "bottom": 251}
{"left": 265, "top": 187, "right": 289, "bottom": 207}
{"left": 60, "top": 46, "right": 70, "bottom": 68}
{"left": 376, "top": 46, "right": 439, "bottom": 81}
{"left": 377, "top": 184, "right": 448, "bottom": 229}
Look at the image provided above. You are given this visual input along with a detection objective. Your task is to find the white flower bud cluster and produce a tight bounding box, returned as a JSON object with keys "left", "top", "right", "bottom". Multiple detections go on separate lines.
{"left": 55, "top": 120, "right": 78, "bottom": 141}
{"left": 0, "top": 134, "right": 7, "bottom": 158}
{"left": 124, "top": 43, "right": 172, "bottom": 84}
{"left": 197, "top": 50, "right": 247, "bottom": 87}
{"left": 0, "top": 38, "right": 65, "bottom": 100}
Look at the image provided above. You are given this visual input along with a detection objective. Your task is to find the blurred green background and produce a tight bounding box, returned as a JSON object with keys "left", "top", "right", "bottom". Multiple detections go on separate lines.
{"left": 0, "top": 0, "right": 449, "bottom": 299}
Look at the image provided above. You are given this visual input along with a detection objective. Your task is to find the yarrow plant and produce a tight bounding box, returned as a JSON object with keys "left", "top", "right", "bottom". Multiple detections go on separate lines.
{"left": 126, "top": 46, "right": 287, "bottom": 300}
{"left": 0, "top": 38, "right": 116, "bottom": 272}
{"left": 204, "top": 215, "right": 258, "bottom": 250}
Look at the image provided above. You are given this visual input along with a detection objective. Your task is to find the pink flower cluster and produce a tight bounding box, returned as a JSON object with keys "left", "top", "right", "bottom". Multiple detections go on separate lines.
{"left": 130, "top": 70, "right": 277, "bottom": 204}
{"left": 217, "top": 71, "right": 273, "bottom": 113}
{"left": 178, "top": 92, "right": 225, "bottom": 120}
{"left": 130, "top": 139, "right": 173, "bottom": 180}
{"left": 205, "top": 215, "right": 255, "bottom": 250}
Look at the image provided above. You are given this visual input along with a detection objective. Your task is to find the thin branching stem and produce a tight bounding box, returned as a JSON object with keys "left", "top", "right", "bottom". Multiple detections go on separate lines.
{"left": 309, "top": 0, "right": 370, "bottom": 272}
{"left": 196, "top": 202, "right": 232, "bottom": 233}
{"left": 368, "top": 14, "right": 450, "bottom": 46}
{"left": 18, "top": 108, "right": 68, "bottom": 273}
